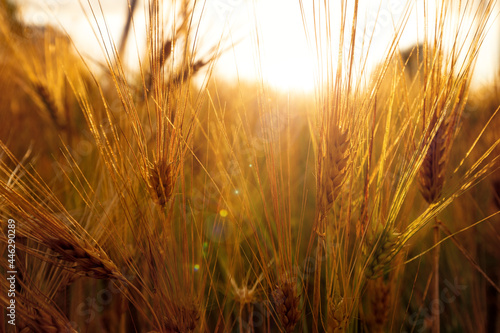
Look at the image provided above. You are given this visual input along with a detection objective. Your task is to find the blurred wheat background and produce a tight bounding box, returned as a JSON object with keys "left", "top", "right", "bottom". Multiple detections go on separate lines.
{"left": 1, "top": 0, "right": 500, "bottom": 332}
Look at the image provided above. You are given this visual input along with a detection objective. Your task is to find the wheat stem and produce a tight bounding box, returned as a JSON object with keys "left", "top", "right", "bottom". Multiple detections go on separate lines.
{"left": 432, "top": 218, "right": 440, "bottom": 333}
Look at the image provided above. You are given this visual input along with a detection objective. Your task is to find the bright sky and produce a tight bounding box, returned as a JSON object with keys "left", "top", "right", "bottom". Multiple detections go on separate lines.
{"left": 14, "top": 0, "right": 500, "bottom": 92}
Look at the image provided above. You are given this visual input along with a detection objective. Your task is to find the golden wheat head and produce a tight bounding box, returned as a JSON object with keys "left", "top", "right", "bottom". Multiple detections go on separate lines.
{"left": 363, "top": 225, "right": 401, "bottom": 279}
{"left": 148, "top": 158, "right": 176, "bottom": 207}
{"left": 327, "top": 297, "right": 348, "bottom": 333}
{"left": 320, "top": 125, "right": 350, "bottom": 214}
{"left": 418, "top": 117, "right": 455, "bottom": 204}
{"left": 272, "top": 278, "right": 301, "bottom": 333}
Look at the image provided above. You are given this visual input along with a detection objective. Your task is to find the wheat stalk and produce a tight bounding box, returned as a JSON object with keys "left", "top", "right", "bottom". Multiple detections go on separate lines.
{"left": 418, "top": 99, "right": 459, "bottom": 333}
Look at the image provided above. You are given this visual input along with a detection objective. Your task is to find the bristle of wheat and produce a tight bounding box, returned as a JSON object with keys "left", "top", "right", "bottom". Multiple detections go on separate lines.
{"left": 272, "top": 279, "right": 301, "bottom": 333}
{"left": 148, "top": 159, "right": 175, "bottom": 207}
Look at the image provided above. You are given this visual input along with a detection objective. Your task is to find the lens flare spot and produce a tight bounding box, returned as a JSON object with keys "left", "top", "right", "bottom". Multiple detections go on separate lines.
{"left": 202, "top": 242, "right": 209, "bottom": 256}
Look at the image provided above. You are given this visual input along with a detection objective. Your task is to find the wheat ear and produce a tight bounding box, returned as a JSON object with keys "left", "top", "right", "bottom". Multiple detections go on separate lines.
{"left": 34, "top": 82, "right": 62, "bottom": 130}
{"left": 327, "top": 297, "right": 348, "bottom": 333}
{"left": 272, "top": 278, "right": 301, "bottom": 332}
{"left": 147, "top": 158, "right": 176, "bottom": 207}
{"left": 418, "top": 114, "right": 456, "bottom": 333}
{"left": 23, "top": 306, "right": 77, "bottom": 333}
{"left": 366, "top": 278, "right": 391, "bottom": 332}
{"left": 418, "top": 117, "right": 454, "bottom": 203}
{"left": 45, "top": 232, "right": 126, "bottom": 281}
{"left": 320, "top": 125, "right": 350, "bottom": 215}
{"left": 364, "top": 224, "right": 401, "bottom": 279}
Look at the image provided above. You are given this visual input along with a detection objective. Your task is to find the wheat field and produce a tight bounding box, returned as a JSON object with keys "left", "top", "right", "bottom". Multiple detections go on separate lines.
{"left": 1, "top": 0, "right": 500, "bottom": 332}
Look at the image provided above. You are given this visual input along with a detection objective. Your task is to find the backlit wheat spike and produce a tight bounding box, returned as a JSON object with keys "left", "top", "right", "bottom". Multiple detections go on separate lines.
{"left": 272, "top": 278, "right": 301, "bottom": 332}
{"left": 418, "top": 113, "right": 455, "bottom": 333}
{"left": 148, "top": 158, "right": 175, "bottom": 207}
{"left": 34, "top": 82, "right": 61, "bottom": 130}
{"left": 48, "top": 234, "right": 126, "bottom": 282}
{"left": 170, "top": 59, "right": 208, "bottom": 87}
{"left": 366, "top": 278, "right": 391, "bottom": 332}
{"left": 321, "top": 125, "right": 350, "bottom": 213}
{"left": 364, "top": 225, "right": 401, "bottom": 279}
{"left": 159, "top": 40, "right": 173, "bottom": 68}
{"left": 418, "top": 117, "right": 454, "bottom": 204}
{"left": 327, "top": 298, "right": 348, "bottom": 333}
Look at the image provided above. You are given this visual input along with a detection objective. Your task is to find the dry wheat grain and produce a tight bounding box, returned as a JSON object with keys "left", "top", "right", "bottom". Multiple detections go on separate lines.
{"left": 272, "top": 278, "right": 301, "bottom": 333}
